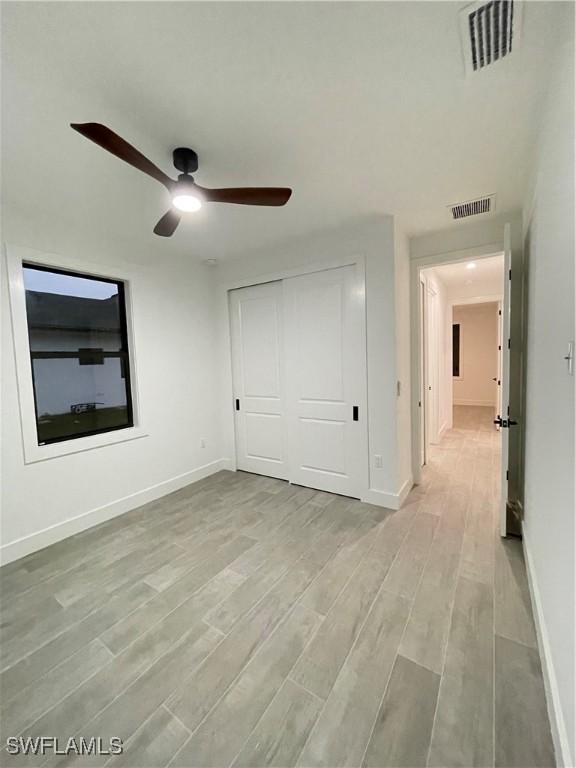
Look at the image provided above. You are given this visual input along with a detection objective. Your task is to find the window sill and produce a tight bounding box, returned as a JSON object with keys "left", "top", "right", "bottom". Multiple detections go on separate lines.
{"left": 23, "top": 426, "right": 148, "bottom": 464}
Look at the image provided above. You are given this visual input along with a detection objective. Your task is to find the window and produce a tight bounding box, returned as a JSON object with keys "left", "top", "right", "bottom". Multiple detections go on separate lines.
{"left": 452, "top": 323, "right": 461, "bottom": 378}
{"left": 23, "top": 263, "right": 134, "bottom": 445}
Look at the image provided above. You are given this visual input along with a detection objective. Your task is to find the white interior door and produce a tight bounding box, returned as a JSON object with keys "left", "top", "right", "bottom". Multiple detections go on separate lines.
{"left": 425, "top": 284, "right": 439, "bottom": 448}
{"left": 499, "top": 225, "right": 512, "bottom": 536}
{"left": 419, "top": 277, "right": 427, "bottom": 465}
{"left": 230, "top": 281, "right": 288, "bottom": 480}
{"left": 496, "top": 300, "right": 503, "bottom": 421}
{"left": 284, "top": 266, "right": 367, "bottom": 498}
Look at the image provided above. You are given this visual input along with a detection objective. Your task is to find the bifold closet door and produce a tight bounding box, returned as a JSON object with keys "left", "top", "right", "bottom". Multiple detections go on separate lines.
{"left": 230, "top": 281, "right": 288, "bottom": 480}
{"left": 284, "top": 265, "right": 367, "bottom": 498}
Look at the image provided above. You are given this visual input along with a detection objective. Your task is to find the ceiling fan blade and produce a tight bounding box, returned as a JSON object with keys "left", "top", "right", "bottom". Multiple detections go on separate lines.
{"left": 71, "top": 123, "right": 174, "bottom": 190}
{"left": 153, "top": 209, "right": 181, "bottom": 237}
{"left": 196, "top": 186, "right": 292, "bottom": 206}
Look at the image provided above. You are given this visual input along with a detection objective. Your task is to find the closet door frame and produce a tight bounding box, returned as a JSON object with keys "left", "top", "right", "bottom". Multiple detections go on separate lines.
{"left": 223, "top": 256, "right": 369, "bottom": 497}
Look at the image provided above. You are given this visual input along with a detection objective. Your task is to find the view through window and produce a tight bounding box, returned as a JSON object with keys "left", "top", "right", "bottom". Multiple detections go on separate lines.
{"left": 23, "top": 264, "right": 133, "bottom": 444}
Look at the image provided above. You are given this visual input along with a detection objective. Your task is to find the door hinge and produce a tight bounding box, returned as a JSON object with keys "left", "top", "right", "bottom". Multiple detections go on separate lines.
{"left": 352, "top": 406, "right": 359, "bottom": 421}
{"left": 509, "top": 268, "right": 512, "bottom": 281}
{"left": 235, "top": 398, "right": 240, "bottom": 411}
{"left": 508, "top": 338, "right": 511, "bottom": 349}
{"left": 499, "top": 309, "right": 502, "bottom": 316}
{"left": 506, "top": 469, "right": 509, "bottom": 480}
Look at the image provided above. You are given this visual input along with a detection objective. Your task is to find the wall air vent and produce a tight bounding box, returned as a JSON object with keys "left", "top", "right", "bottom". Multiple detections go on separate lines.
{"left": 448, "top": 194, "right": 496, "bottom": 220}
{"left": 459, "top": 1, "right": 523, "bottom": 75}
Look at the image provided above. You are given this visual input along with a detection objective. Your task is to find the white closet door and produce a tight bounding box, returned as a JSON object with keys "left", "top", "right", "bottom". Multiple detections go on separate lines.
{"left": 284, "top": 265, "right": 367, "bottom": 498}
{"left": 230, "top": 281, "right": 288, "bottom": 480}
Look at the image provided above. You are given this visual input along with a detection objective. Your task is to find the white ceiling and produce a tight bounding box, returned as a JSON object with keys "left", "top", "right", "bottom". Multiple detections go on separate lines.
{"left": 429, "top": 253, "right": 505, "bottom": 299}
{"left": 1, "top": 2, "right": 567, "bottom": 262}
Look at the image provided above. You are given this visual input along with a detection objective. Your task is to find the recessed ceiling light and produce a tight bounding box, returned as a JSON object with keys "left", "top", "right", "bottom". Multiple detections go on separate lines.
{"left": 466, "top": 262, "right": 477, "bottom": 270}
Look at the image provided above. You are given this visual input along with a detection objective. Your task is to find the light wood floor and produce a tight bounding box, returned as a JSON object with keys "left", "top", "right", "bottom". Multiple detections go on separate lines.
{"left": 0, "top": 406, "right": 555, "bottom": 767}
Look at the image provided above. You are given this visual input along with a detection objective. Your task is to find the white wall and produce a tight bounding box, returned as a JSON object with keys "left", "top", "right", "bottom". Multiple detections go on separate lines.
{"left": 394, "top": 221, "right": 412, "bottom": 494}
{"left": 217, "top": 215, "right": 410, "bottom": 506}
{"left": 452, "top": 302, "right": 498, "bottom": 408}
{"left": 521, "top": 9, "right": 575, "bottom": 764}
{"left": 1, "top": 205, "right": 223, "bottom": 563}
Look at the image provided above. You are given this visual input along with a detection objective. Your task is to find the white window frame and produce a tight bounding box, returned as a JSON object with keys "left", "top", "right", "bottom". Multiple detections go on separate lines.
{"left": 6, "top": 244, "right": 148, "bottom": 464}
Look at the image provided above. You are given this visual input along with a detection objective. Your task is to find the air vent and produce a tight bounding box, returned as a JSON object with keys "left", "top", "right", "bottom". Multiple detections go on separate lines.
{"left": 459, "top": 1, "right": 523, "bottom": 75}
{"left": 448, "top": 195, "right": 495, "bottom": 220}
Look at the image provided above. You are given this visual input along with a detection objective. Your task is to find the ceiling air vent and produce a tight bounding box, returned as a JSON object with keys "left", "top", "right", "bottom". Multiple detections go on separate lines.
{"left": 449, "top": 194, "right": 495, "bottom": 220}
{"left": 459, "top": 1, "right": 523, "bottom": 75}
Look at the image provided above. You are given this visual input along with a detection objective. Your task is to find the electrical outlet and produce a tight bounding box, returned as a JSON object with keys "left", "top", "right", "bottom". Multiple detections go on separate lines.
{"left": 374, "top": 454, "right": 383, "bottom": 469}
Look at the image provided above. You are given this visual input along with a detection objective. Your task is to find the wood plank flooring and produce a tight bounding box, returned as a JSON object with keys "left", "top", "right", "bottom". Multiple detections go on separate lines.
{"left": 0, "top": 406, "right": 555, "bottom": 767}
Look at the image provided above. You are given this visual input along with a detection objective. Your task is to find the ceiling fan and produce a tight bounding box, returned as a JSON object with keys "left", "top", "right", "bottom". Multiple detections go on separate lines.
{"left": 70, "top": 123, "right": 292, "bottom": 237}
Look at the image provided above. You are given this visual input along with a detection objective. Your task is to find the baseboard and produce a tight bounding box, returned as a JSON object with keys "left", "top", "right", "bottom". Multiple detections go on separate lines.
{"left": 0, "top": 458, "right": 230, "bottom": 567}
{"left": 523, "top": 529, "right": 573, "bottom": 768}
{"left": 397, "top": 476, "right": 414, "bottom": 506}
{"left": 453, "top": 399, "right": 496, "bottom": 407}
{"left": 361, "top": 477, "right": 413, "bottom": 511}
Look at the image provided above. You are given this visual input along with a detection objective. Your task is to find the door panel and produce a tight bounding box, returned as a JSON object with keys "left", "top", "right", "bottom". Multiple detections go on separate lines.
{"left": 284, "top": 266, "right": 366, "bottom": 497}
{"left": 419, "top": 277, "right": 427, "bottom": 465}
{"left": 425, "top": 284, "right": 439, "bottom": 448}
{"left": 500, "top": 225, "right": 512, "bottom": 536}
{"left": 230, "top": 282, "right": 287, "bottom": 479}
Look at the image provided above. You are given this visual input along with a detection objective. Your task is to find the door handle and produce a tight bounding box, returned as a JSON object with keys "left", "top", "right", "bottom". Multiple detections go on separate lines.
{"left": 353, "top": 406, "right": 359, "bottom": 421}
{"left": 494, "top": 416, "right": 518, "bottom": 428}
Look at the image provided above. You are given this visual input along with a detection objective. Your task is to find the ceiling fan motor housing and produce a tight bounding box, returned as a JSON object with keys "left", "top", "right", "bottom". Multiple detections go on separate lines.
{"left": 173, "top": 147, "right": 198, "bottom": 175}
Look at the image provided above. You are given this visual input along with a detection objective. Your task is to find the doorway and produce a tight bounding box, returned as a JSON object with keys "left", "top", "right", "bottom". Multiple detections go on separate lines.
{"left": 229, "top": 264, "right": 368, "bottom": 499}
{"left": 413, "top": 239, "right": 513, "bottom": 536}
{"left": 452, "top": 301, "right": 501, "bottom": 417}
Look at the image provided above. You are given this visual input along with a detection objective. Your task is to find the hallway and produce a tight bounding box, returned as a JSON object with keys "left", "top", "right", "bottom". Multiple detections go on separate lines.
{"left": 418, "top": 405, "right": 554, "bottom": 766}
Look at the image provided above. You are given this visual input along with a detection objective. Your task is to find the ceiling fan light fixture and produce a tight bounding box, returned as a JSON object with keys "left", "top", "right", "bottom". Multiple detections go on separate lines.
{"left": 70, "top": 124, "right": 292, "bottom": 237}
{"left": 172, "top": 193, "right": 202, "bottom": 213}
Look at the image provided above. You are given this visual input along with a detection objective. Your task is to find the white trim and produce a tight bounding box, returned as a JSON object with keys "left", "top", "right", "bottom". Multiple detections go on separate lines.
{"left": 5, "top": 244, "right": 148, "bottom": 463}
{"left": 450, "top": 293, "right": 503, "bottom": 306}
{"left": 453, "top": 398, "right": 496, "bottom": 407}
{"left": 413, "top": 243, "right": 503, "bottom": 270}
{"left": 220, "top": 253, "right": 364, "bottom": 293}
{"left": 410, "top": 244, "right": 505, "bottom": 486}
{"left": 523, "top": 530, "right": 573, "bottom": 768}
{"left": 361, "top": 477, "right": 412, "bottom": 511}
{"left": 397, "top": 476, "right": 414, "bottom": 506}
{"left": 0, "top": 459, "right": 230, "bottom": 566}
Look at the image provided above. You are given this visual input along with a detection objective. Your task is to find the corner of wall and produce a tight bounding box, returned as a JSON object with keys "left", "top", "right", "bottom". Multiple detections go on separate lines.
{"left": 393, "top": 218, "right": 413, "bottom": 497}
